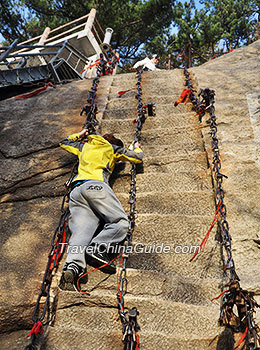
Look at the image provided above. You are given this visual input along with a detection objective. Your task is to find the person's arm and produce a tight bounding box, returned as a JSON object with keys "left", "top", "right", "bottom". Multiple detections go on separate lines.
{"left": 133, "top": 58, "right": 148, "bottom": 69}
{"left": 59, "top": 128, "right": 88, "bottom": 156}
{"left": 113, "top": 142, "right": 143, "bottom": 163}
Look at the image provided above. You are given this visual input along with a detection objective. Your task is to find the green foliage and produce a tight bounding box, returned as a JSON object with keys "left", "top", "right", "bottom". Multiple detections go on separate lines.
{"left": 1, "top": 0, "right": 174, "bottom": 59}
{"left": 167, "top": 0, "right": 259, "bottom": 65}
{"left": 201, "top": 0, "right": 259, "bottom": 49}
{"left": 0, "top": 0, "right": 259, "bottom": 67}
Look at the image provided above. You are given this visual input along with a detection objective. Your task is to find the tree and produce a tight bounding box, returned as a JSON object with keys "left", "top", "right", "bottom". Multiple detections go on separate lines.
{"left": 166, "top": 0, "right": 260, "bottom": 66}
{"left": 168, "top": 1, "right": 210, "bottom": 65}
{"left": 1, "top": 0, "right": 260, "bottom": 67}
{"left": 0, "top": 0, "right": 27, "bottom": 42}
{"left": 201, "top": 0, "right": 259, "bottom": 50}
{"left": 0, "top": 0, "right": 175, "bottom": 60}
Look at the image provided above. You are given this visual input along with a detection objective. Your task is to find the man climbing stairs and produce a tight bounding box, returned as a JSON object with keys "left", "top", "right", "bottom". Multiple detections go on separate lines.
{"left": 45, "top": 69, "right": 222, "bottom": 349}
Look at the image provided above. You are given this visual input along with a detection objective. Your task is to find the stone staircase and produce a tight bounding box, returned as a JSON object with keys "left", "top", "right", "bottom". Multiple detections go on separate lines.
{"left": 44, "top": 69, "right": 223, "bottom": 349}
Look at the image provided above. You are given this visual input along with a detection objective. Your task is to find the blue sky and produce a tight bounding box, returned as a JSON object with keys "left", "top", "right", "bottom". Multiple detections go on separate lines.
{"left": 180, "top": 0, "right": 204, "bottom": 9}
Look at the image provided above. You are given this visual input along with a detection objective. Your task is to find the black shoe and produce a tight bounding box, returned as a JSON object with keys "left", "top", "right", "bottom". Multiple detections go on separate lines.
{"left": 85, "top": 251, "right": 116, "bottom": 274}
{"left": 60, "top": 262, "right": 88, "bottom": 291}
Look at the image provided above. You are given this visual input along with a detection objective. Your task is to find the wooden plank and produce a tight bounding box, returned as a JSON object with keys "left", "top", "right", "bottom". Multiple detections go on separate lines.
{"left": 85, "top": 8, "right": 96, "bottom": 30}
{"left": 38, "top": 27, "right": 51, "bottom": 45}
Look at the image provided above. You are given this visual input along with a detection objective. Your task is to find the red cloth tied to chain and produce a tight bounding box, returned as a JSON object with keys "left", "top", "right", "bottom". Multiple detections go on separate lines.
{"left": 174, "top": 89, "right": 191, "bottom": 106}
{"left": 211, "top": 289, "right": 229, "bottom": 302}
{"left": 27, "top": 320, "right": 43, "bottom": 338}
{"left": 80, "top": 59, "right": 101, "bottom": 74}
{"left": 225, "top": 49, "right": 235, "bottom": 54}
{"left": 135, "top": 333, "right": 140, "bottom": 349}
{"left": 234, "top": 327, "right": 248, "bottom": 350}
{"left": 15, "top": 82, "right": 52, "bottom": 99}
{"left": 118, "top": 88, "right": 136, "bottom": 96}
{"left": 190, "top": 201, "right": 222, "bottom": 262}
{"left": 49, "top": 221, "right": 67, "bottom": 270}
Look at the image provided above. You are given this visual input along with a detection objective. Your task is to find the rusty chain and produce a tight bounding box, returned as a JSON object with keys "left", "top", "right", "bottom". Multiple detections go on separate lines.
{"left": 25, "top": 169, "right": 73, "bottom": 350}
{"left": 183, "top": 62, "right": 260, "bottom": 349}
{"left": 80, "top": 53, "right": 107, "bottom": 133}
{"left": 117, "top": 68, "right": 150, "bottom": 350}
{"left": 25, "top": 52, "right": 112, "bottom": 350}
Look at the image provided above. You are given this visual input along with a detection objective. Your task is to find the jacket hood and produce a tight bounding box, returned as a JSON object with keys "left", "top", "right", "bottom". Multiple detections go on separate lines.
{"left": 88, "top": 134, "right": 110, "bottom": 146}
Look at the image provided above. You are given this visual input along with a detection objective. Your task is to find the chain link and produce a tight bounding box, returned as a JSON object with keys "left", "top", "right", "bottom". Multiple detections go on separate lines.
{"left": 25, "top": 52, "right": 116, "bottom": 350}
{"left": 25, "top": 181, "right": 71, "bottom": 349}
{"left": 183, "top": 62, "right": 260, "bottom": 349}
{"left": 117, "top": 69, "right": 147, "bottom": 350}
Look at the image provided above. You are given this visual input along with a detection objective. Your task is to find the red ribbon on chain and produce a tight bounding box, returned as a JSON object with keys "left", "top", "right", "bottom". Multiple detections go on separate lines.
{"left": 234, "top": 327, "right": 248, "bottom": 350}
{"left": 76, "top": 252, "right": 123, "bottom": 294}
{"left": 118, "top": 88, "right": 137, "bottom": 96}
{"left": 26, "top": 320, "right": 43, "bottom": 338}
{"left": 15, "top": 82, "right": 52, "bottom": 99}
{"left": 174, "top": 89, "right": 191, "bottom": 106}
{"left": 190, "top": 201, "right": 222, "bottom": 262}
{"left": 135, "top": 333, "right": 140, "bottom": 349}
{"left": 80, "top": 59, "right": 101, "bottom": 74}
{"left": 49, "top": 221, "right": 67, "bottom": 270}
{"left": 210, "top": 289, "right": 229, "bottom": 302}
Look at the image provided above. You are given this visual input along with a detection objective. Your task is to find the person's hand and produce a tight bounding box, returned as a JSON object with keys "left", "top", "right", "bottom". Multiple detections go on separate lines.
{"left": 78, "top": 128, "right": 88, "bottom": 138}
{"left": 134, "top": 142, "right": 141, "bottom": 149}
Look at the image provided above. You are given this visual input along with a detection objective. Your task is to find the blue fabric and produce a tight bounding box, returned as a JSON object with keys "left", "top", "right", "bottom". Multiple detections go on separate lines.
{"left": 71, "top": 179, "right": 90, "bottom": 190}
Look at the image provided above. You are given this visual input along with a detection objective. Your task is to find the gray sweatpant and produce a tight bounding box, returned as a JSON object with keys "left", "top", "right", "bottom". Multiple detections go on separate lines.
{"left": 65, "top": 180, "right": 129, "bottom": 269}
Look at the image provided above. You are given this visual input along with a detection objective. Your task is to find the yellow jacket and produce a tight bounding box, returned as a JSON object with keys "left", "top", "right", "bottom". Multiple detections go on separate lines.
{"left": 60, "top": 133, "right": 143, "bottom": 183}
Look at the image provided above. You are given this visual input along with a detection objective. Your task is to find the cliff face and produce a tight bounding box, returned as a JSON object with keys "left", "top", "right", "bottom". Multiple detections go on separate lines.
{"left": 192, "top": 40, "right": 260, "bottom": 291}
{"left": 0, "top": 39, "right": 260, "bottom": 350}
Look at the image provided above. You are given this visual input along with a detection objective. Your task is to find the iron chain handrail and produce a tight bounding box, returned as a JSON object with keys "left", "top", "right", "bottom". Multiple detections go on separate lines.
{"left": 183, "top": 62, "right": 260, "bottom": 349}
{"left": 117, "top": 69, "right": 146, "bottom": 350}
{"left": 80, "top": 53, "right": 107, "bottom": 132}
{"left": 25, "top": 52, "right": 113, "bottom": 350}
{"left": 25, "top": 167, "right": 74, "bottom": 350}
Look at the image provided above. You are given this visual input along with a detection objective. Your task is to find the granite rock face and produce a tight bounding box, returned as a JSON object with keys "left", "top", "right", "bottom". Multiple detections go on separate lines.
{"left": 1, "top": 39, "right": 260, "bottom": 350}
{"left": 0, "top": 77, "right": 112, "bottom": 348}
{"left": 191, "top": 40, "right": 260, "bottom": 294}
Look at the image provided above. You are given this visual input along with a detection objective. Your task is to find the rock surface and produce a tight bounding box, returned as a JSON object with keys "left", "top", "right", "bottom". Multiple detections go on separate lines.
{"left": 0, "top": 39, "right": 260, "bottom": 350}
{"left": 191, "top": 40, "right": 260, "bottom": 293}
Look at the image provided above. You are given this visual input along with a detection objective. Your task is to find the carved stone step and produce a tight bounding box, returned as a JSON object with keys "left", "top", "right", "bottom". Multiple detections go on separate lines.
{"left": 107, "top": 95, "right": 180, "bottom": 109}
{"left": 102, "top": 103, "right": 194, "bottom": 119}
{"left": 112, "top": 172, "right": 212, "bottom": 193}
{"left": 109, "top": 85, "right": 182, "bottom": 99}
{"left": 116, "top": 191, "right": 215, "bottom": 216}
{"left": 46, "top": 291, "right": 219, "bottom": 350}
{"left": 44, "top": 327, "right": 218, "bottom": 350}
{"left": 100, "top": 114, "right": 198, "bottom": 133}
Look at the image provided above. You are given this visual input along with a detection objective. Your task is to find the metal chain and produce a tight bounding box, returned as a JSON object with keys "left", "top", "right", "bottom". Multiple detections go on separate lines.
{"left": 25, "top": 166, "right": 75, "bottom": 350}
{"left": 117, "top": 69, "right": 147, "bottom": 350}
{"left": 206, "top": 90, "right": 239, "bottom": 282}
{"left": 25, "top": 52, "right": 113, "bottom": 350}
{"left": 183, "top": 65, "right": 206, "bottom": 122}
{"left": 183, "top": 62, "right": 260, "bottom": 349}
{"left": 80, "top": 53, "right": 107, "bottom": 133}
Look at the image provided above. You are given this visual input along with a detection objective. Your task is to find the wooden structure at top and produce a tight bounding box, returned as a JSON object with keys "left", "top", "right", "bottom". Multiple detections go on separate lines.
{"left": 0, "top": 9, "right": 106, "bottom": 90}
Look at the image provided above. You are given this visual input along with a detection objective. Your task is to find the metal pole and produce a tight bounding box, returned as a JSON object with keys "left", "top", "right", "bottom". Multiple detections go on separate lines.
{"left": 101, "top": 28, "right": 113, "bottom": 52}
{"left": 0, "top": 39, "right": 19, "bottom": 63}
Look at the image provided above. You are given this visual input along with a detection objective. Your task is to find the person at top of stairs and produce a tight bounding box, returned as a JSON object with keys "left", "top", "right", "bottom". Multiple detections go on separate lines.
{"left": 133, "top": 54, "right": 160, "bottom": 71}
{"left": 59, "top": 128, "right": 143, "bottom": 290}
